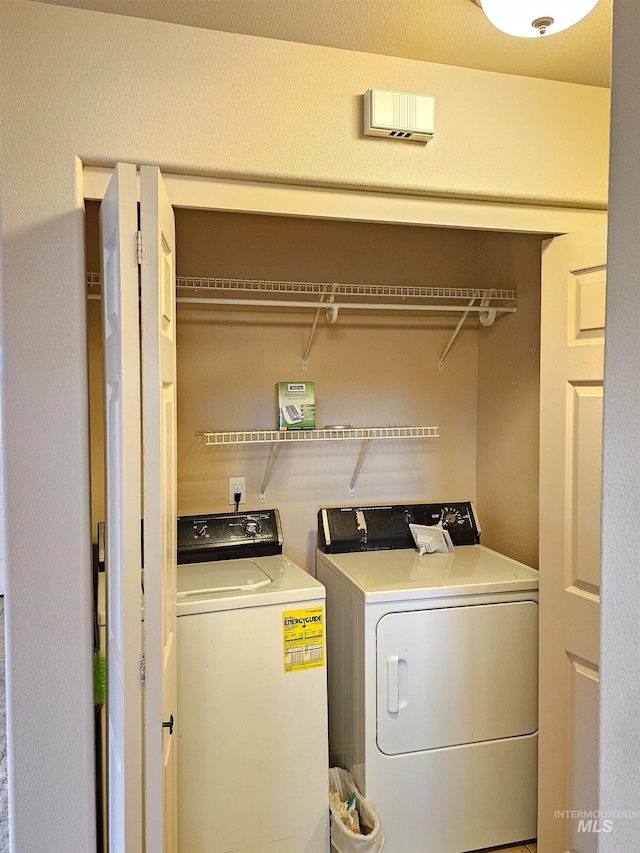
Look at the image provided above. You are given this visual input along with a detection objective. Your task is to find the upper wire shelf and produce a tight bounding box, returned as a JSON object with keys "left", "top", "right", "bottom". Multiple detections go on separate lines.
{"left": 176, "top": 277, "right": 516, "bottom": 303}
{"left": 86, "top": 273, "right": 517, "bottom": 368}
{"left": 87, "top": 272, "right": 516, "bottom": 304}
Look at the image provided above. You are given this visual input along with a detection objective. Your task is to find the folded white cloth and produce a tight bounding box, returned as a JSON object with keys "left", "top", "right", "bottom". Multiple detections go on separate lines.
{"left": 409, "top": 522, "right": 454, "bottom": 555}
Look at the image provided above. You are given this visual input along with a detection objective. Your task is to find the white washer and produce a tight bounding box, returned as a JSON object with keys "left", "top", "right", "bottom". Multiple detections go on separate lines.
{"left": 317, "top": 502, "right": 539, "bottom": 853}
{"left": 177, "top": 510, "right": 329, "bottom": 853}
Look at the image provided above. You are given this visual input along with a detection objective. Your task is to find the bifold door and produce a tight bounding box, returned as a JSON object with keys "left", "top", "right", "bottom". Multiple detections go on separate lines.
{"left": 101, "top": 163, "right": 143, "bottom": 853}
{"left": 101, "top": 163, "right": 178, "bottom": 853}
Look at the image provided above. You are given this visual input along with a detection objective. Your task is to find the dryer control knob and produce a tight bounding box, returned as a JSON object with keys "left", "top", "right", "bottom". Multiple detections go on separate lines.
{"left": 242, "top": 519, "right": 261, "bottom": 537}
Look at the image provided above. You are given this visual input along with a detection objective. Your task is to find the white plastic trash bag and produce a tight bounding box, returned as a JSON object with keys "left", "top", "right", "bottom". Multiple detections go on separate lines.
{"left": 329, "top": 767, "right": 385, "bottom": 853}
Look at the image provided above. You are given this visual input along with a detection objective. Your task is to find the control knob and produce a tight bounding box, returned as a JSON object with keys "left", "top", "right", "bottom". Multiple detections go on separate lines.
{"left": 242, "top": 518, "right": 261, "bottom": 537}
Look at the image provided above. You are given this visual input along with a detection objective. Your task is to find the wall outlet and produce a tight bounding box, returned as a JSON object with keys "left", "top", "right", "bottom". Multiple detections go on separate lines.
{"left": 228, "top": 476, "right": 246, "bottom": 506}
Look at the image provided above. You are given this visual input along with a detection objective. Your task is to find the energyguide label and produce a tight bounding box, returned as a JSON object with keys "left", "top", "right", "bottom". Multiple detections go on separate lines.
{"left": 282, "top": 606, "right": 325, "bottom": 672}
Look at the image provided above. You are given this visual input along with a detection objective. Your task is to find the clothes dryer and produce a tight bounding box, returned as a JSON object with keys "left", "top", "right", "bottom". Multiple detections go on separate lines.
{"left": 317, "top": 502, "right": 539, "bottom": 853}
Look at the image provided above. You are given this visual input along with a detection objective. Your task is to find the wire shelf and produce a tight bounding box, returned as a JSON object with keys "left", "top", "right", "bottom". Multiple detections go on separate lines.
{"left": 177, "top": 277, "right": 516, "bottom": 303}
{"left": 87, "top": 272, "right": 516, "bottom": 303}
{"left": 197, "top": 426, "right": 439, "bottom": 446}
{"left": 86, "top": 271, "right": 516, "bottom": 368}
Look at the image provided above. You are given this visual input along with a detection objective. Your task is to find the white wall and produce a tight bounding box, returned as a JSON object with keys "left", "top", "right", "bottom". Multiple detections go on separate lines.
{"left": 599, "top": 1, "right": 640, "bottom": 848}
{"left": 0, "top": 164, "right": 4, "bottom": 598}
{"left": 0, "top": 1, "right": 610, "bottom": 849}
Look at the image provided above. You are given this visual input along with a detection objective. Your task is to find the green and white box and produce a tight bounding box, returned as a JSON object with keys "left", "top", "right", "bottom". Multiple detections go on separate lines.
{"left": 277, "top": 382, "right": 315, "bottom": 430}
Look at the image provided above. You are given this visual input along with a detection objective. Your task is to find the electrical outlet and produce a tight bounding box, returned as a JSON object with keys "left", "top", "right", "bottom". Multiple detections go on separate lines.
{"left": 228, "top": 476, "right": 246, "bottom": 506}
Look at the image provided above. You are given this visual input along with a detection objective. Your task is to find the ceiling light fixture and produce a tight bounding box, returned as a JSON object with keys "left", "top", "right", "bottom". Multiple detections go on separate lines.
{"left": 471, "top": 0, "right": 600, "bottom": 37}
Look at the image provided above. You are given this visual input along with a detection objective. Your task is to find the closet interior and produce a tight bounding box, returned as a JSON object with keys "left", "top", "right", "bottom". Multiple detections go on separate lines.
{"left": 85, "top": 201, "right": 546, "bottom": 573}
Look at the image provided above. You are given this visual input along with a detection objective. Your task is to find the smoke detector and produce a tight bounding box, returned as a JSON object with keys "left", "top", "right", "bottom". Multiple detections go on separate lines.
{"left": 363, "top": 89, "right": 435, "bottom": 144}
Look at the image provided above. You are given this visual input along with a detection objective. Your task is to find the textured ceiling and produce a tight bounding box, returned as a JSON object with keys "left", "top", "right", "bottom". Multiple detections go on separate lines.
{"left": 34, "top": 0, "right": 612, "bottom": 88}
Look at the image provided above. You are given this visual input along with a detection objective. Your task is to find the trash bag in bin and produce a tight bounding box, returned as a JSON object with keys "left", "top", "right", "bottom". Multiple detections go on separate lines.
{"left": 329, "top": 767, "right": 385, "bottom": 853}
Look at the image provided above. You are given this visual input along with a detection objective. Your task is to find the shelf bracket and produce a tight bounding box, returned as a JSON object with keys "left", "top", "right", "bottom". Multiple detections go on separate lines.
{"left": 479, "top": 292, "right": 498, "bottom": 327}
{"left": 259, "top": 442, "right": 281, "bottom": 502}
{"left": 302, "top": 283, "right": 338, "bottom": 369}
{"left": 438, "top": 295, "right": 477, "bottom": 370}
{"left": 438, "top": 290, "right": 502, "bottom": 369}
{"left": 349, "top": 438, "right": 374, "bottom": 496}
{"left": 302, "top": 295, "right": 325, "bottom": 369}
{"left": 325, "top": 283, "right": 339, "bottom": 324}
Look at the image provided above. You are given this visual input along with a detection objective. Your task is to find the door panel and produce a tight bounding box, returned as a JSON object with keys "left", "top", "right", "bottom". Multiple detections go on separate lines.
{"left": 570, "top": 383, "right": 603, "bottom": 594}
{"left": 376, "top": 602, "right": 539, "bottom": 755}
{"left": 141, "top": 165, "right": 178, "bottom": 853}
{"left": 566, "top": 654, "right": 600, "bottom": 853}
{"left": 538, "top": 223, "right": 606, "bottom": 851}
{"left": 572, "top": 267, "right": 606, "bottom": 341}
{"left": 100, "top": 162, "right": 143, "bottom": 853}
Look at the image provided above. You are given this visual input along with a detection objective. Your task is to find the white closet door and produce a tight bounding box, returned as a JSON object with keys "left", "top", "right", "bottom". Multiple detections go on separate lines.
{"left": 100, "top": 162, "right": 143, "bottom": 853}
{"left": 141, "top": 165, "right": 178, "bottom": 853}
{"left": 538, "top": 223, "right": 606, "bottom": 852}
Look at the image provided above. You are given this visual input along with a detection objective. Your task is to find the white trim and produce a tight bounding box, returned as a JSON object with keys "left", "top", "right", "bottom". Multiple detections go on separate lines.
{"left": 83, "top": 166, "right": 606, "bottom": 235}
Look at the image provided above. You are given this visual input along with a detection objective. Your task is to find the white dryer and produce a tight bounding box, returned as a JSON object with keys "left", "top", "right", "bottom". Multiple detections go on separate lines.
{"left": 317, "top": 502, "right": 539, "bottom": 853}
{"left": 177, "top": 509, "right": 329, "bottom": 853}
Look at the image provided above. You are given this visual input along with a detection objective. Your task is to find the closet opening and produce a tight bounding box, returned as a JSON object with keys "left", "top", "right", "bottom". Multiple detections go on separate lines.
{"left": 85, "top": 201, "right": 546, "bottom": 575}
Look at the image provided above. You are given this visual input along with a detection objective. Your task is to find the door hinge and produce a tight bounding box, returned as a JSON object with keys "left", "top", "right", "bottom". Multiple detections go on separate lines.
{"left": 136, "top": 231, "right": 143, "bottom": 266}
{"left": 140, "top": 653, "right": 146, "bottom": 686}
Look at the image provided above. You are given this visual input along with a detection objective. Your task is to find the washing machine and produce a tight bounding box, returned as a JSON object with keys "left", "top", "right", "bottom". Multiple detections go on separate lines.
{"left": 317, "top": 502, "right": 539, "bottom": 853}
{"left": 177, "top": 509, "right": 329, "bottom": 853}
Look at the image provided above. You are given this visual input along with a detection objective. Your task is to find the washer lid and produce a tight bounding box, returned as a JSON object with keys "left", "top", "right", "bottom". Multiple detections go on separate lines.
{"left": 177, "top": 559, "right": 272, "bottom": 597}
{"left": 177, "top": 554, "right": 325, "bottom": 615}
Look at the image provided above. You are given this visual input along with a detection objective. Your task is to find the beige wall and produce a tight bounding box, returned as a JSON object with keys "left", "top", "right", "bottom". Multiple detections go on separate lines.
{"left": 5, "top": 3, "right": 609, "bottom": 208}
{"left": 87, "top": 206, "right": 545, "bottom": 573}
{"left": 177, "top": 215, "right": 546, "bottom": 571}
{"left": 174, "top": 211, "right": 482, "bottom": 571}
{"left": 0, "top": 0, "right": 610, "bottom": 848}
{"left": 87, "top": 205, "right": 483, "bottom": 570}
{"left": 476, "top": 232, "right": 546, "bottom": 569}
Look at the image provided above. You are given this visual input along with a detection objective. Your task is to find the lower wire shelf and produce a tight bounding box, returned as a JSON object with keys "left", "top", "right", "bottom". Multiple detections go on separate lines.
{"left": 196, "top": 426, "right": 440, "bottom": 498}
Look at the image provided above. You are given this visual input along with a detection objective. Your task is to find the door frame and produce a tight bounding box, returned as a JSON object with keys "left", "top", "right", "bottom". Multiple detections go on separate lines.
{"left": 82, "top": 164, "right": 606, "bottom": 839}
{"left": 83, "top": 166, "right": 606, "bottom": 235}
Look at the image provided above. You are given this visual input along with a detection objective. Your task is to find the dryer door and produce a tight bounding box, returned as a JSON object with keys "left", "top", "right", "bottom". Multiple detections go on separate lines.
{"left": 376, "top": 601, "right": 538, "bottom": 755}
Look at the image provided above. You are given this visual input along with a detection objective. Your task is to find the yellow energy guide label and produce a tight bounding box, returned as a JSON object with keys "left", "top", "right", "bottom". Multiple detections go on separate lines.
{"left": 282, "top": 607, "right": 325, "bottom": 672}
